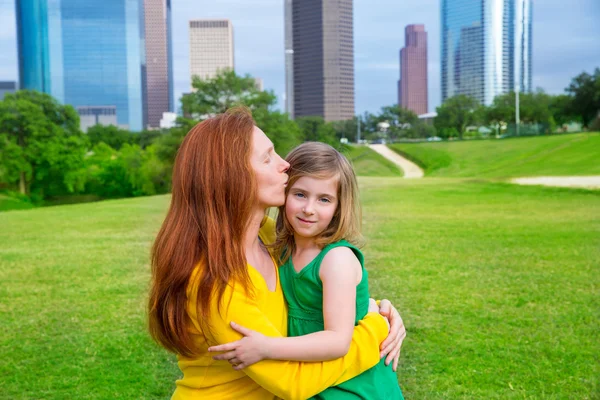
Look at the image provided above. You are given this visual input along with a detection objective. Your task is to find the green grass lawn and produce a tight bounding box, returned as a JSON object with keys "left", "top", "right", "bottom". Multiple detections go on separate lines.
{"left": 389, "top": 132, "right": 600, "bottom": 178}
{"left": 1, "top": 179, "right": 598, "bottom": 399}
{"left": 343, "top": 145, "right": 403, "bottom": 177}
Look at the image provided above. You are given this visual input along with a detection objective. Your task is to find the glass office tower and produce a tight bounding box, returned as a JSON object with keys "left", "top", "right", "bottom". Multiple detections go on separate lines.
{"left": 441, "top": 0, "right": 532, "bottom": 105}
{"left": 16, "top": 0, "right": 147, "bottom": 131}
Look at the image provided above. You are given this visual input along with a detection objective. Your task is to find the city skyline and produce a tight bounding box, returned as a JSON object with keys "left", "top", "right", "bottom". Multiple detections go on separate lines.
{"left": 1, "top": 0, "right": 599, "bottom": 115}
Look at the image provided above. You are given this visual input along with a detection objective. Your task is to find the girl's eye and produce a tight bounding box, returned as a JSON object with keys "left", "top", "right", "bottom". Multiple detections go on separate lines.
{"left": 319, "top": 198, "right": 331, "bottom": 203}
{"left": 294, "top": 192, "right": 305, "bottom": 198}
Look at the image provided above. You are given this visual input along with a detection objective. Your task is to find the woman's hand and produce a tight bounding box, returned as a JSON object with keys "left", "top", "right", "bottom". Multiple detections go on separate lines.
{"left": 208, "top": 321, "right": 270, "bottom": 370}
{"left": 377, "top": 299, "right": 406, "bottom": 371}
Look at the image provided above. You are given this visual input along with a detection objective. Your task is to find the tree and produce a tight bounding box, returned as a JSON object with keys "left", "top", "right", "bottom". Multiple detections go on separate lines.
{"left": 0, "top": 134, "right": 28, "bottom": 185}
{"left": 253, "top": 109, "right": 302, "bottom": 157}
{"left": 357, "top": 112, "right": 381, "bottom": 141}
{"left": 331, "top": 118, "right": 358, "bottom": 142}
{"left": 181, "top": 69, "right": 277, "bottom": 117}
{"left": 434, "top": 95, "right": 483, "bottom": 139}
{"left": 136, "top": 129, "right": 164, "bottom": 149}
{"left": 0, "top": 90, "right": 88, "bottom": 197}
{"left": 549, "top": 94, "right": 576, "bottom": 127}
{"left": 486, "top": 90, "right": 556, "bottom": 134}
{"left": 86, "top": 124, "right": 135, "bottom": 150}
{"left": 566, "top": 68, "right": 600, "bottom": 127}
{"left": 295, "top": 117, "right": 338, "bottom": 146}
{"left": 84, "top": 142, "right": 170, "bottom": 198}
{"left": 378, "top": 105, "right": 434, "bottom": 139}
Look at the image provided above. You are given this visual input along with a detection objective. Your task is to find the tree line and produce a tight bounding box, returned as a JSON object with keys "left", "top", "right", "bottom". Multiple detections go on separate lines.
{"left": 1, "top": 68, "right": 597, "bottom": 205}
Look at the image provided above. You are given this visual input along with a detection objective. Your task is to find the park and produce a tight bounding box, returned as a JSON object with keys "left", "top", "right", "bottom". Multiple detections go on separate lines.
{"left": 1, "top": 128, "right": 598, "bottom": 398}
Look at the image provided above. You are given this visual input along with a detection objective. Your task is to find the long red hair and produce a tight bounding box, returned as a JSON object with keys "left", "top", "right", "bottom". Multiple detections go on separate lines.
{"left": 148, "top": 107, "right": 256, "bottom": 356}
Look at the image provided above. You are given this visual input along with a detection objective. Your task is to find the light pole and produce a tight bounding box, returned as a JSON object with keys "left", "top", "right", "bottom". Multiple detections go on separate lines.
{"left": 515, "top": 87, "right": 520, "bottom": 136}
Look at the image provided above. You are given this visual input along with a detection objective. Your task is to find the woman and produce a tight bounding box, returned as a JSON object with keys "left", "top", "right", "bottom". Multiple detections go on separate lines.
{"left": 149, "top": 108, "right": 406, "bottom": 400}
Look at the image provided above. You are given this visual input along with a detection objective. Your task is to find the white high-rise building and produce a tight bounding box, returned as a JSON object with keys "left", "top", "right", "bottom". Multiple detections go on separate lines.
{"left": 441, "top": 0, "right": 532, "bottom": 105}
{"left": 189, "top": 19, "right": 234, "bottom": 84}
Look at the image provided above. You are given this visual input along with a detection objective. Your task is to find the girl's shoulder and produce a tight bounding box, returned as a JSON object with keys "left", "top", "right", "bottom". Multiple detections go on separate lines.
{"left": 321, "top": 240, "right": 364, "bottom": 265}
{"left": 318, "top": 240, "right": 364, "bottom": 279}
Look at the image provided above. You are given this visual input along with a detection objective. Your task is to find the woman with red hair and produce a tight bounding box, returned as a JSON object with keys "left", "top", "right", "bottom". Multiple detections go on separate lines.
{"left": 149, "top": 107, "right": 405, "bottom": 399}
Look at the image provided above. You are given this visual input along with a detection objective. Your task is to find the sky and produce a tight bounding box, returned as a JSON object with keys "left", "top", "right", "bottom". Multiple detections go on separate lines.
{"left": 1, "top": 0, "right": 599, "bottom": 115}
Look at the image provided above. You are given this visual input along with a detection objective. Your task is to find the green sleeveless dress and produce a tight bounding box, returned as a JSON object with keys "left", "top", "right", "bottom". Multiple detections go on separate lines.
{"left": 279, "top": 240, "right": 404, "bottom": 400}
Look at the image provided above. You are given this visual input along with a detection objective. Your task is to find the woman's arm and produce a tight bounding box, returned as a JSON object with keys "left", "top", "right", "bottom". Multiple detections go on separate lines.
{"left": 200, "top": 279, "right": 388, "bottom": 400}
{"left": 210, "top": 247, "right": 365, "bottom": 364}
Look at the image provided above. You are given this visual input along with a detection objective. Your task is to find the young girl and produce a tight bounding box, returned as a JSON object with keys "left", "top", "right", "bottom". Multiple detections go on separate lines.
{"left": 209, "top": 142, "right": 404, "bottom": 399}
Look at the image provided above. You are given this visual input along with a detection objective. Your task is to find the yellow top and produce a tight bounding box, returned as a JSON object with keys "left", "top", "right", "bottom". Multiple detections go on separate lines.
{"left": 172, "top": 217, "right": 389, "bottom": 400}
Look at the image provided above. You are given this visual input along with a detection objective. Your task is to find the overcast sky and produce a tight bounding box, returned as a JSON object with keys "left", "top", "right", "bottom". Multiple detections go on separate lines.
{"left": 1, "top": 0, "right": 599, "bottom": 114}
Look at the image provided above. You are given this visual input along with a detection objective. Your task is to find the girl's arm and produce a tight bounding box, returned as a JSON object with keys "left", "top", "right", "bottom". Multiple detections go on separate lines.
{"left": 210, "top": 247, "right": 375, "bottom": 366}
{"left": 197, "top": 275, "right": 389, "bottom": 400}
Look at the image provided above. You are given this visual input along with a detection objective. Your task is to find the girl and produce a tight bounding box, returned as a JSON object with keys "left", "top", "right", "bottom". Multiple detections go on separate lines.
{"left": 210, "top": 142, "right": 404, "bottom": 399}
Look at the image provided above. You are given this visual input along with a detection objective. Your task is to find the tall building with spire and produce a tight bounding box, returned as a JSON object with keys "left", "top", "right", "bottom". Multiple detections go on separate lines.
{"left": 399, "top": 24, "right": 428, "bottom": 115}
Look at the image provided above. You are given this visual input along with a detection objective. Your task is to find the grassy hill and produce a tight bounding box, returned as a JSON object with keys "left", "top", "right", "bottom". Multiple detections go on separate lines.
{"left": 343, "top": 145, "right": 403, "bottom": 177}
{"left": 1, "top": 179, "right": 598, "bottom": 398}
{"left": 389, "top": 132, "right": 600, "bottom": 178}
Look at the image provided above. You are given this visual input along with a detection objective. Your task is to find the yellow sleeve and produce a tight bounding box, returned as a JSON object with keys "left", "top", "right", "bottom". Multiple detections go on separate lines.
{"left": 207, "top": 283, "right": 388, "bottom": 400}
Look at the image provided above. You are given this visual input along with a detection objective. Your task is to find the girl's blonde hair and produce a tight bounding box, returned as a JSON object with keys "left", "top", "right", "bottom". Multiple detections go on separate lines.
{"left": 272, "top": 142, "right": 363, "bottom": 264}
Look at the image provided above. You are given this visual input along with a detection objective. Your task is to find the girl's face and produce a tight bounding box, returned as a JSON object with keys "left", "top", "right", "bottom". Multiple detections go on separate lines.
{"left": 250, "top": 126, "right": 290, "bottom": 208}
{"left": 285, "top": 175, "right": 339, "bottom": 240}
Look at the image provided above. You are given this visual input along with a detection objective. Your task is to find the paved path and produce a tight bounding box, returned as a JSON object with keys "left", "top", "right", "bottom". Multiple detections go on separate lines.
{"left": 369, "top": 144, "right": 424, "bottom": 178}
{"left": 511, "top": 176, "right": 600, "bottom": 189}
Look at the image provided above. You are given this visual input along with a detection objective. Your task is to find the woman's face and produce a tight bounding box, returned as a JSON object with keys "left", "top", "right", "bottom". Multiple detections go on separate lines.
{"left": 250, "top": 126, "right": 290, "bottom": 208}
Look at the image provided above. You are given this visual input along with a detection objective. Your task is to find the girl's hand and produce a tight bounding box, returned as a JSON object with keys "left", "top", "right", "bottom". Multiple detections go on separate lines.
{"left": 378, "top": 299, "right": 406, "bottom": 372}
{"left": 208, "top": 322, "right": 270, "bottom": 370}
{"left": 368, "top": 298, "right": 390, "bottom": 330}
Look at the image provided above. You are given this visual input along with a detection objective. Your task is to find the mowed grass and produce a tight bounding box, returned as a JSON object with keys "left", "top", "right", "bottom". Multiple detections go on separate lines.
{"left": 389, "top": 132, "right": 600, "bottom": 178}
{"left": 1, "top": 179, "right": 599, "bottom": 398}
{"left": 0, "top": 196, "right": 180, "bottom": 399}
{"left": 343, "top": 145, "right": 403, "bottom": 177}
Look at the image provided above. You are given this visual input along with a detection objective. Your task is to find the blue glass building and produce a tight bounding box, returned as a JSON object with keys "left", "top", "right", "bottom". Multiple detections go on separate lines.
{"left": 441, "top": 0, "right": 532, "bottom": 105}
{"left": 16, "top": 0, "right": 161, "bottom": 131}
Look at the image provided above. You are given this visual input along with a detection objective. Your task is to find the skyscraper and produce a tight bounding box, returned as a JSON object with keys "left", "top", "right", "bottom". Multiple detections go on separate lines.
{"left": 144, "top": 0, "right": 174, "bottom": 127}
{"left": 441, "top": 0, "right": 532, "bottom": 105}
{"left": 284, "top": 0, "right": 294, "bottom": 118}
{"left": 15, "top": 0, "right": 172, "bottom": 131}
{"left": 189, "top": 19, "right": 234, "bottom": 82}
{"left": 399, "top": 24, "right": 428, "bottom": 115}
{"left": 0, "top": 82, "right": 17, "bottom": 100}
{"left": 288, "top": 0, "right": 355, "bottom": 122}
